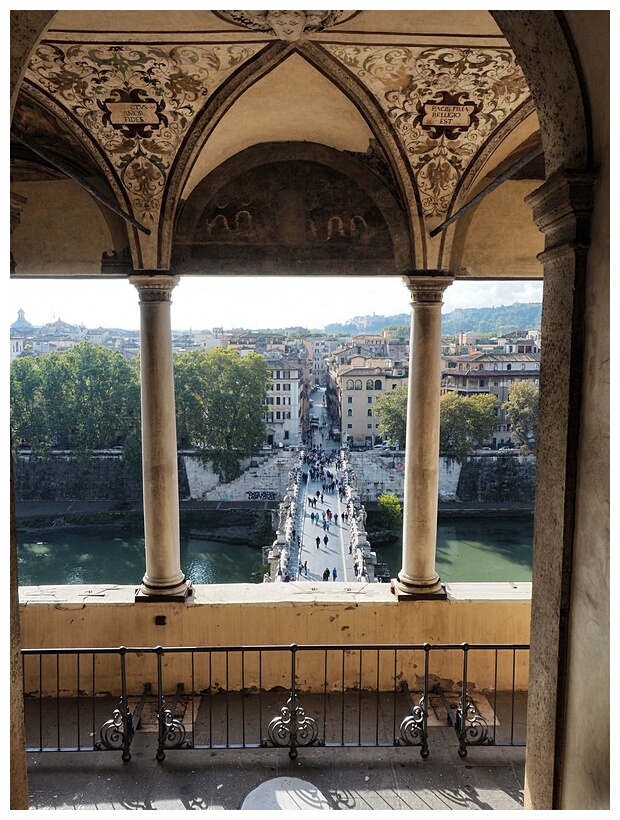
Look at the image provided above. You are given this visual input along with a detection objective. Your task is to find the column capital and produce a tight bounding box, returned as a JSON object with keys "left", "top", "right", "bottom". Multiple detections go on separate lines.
{"left": 524, "top": 169, "right": 597, "bottom": 264}
{"left": 129, "top": 273, "right": 179, "bottom": 302}
{"left": 402, "top": 273, "right": 454, "bottom": 302}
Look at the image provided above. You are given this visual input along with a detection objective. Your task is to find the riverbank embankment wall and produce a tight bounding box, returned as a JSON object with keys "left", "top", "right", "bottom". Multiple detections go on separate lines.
{"left": 12, "top": 450, "right": 536, "bottom": 505}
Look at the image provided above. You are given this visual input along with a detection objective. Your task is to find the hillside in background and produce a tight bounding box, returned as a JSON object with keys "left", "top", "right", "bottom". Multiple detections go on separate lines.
{"left": 324, "top": 302, "right": 542, "bottom": 336}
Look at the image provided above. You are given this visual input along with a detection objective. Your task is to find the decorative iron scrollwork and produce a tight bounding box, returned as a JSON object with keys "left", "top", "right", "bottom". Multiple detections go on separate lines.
{"left": 265, "top": 695, "right": 320, "bottom": 749}
{"left": 97, "top": 706, "right": 131, "bottom": 751}
{"left": 159, "top": 707, "right": 191, "bottom": 749}
{"left": 398, "top": 695, "right": 426, "bottom": 746}
{"left": 457, "top": 695, "right": 491, "bottom": 747}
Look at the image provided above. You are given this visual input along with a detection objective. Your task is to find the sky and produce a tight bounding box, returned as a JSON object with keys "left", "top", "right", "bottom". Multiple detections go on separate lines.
{"left": 8, "top": 277, "right": 543, "bottom": 332}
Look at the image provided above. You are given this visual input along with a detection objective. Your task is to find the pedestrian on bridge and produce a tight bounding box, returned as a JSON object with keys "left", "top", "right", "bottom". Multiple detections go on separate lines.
{"left": 332, "top": 567, "right": 338, "bottom": 581}
{"left": 323, "top": 535, "right": 329, "bottom": 548}
{"left": 316, "top": 536, "right": 320, "bottom": 549}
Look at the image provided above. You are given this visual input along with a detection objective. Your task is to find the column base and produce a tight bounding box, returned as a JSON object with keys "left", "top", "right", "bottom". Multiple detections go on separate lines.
{"left": 390, "top": 576, "right": 447, "bottom": 600}
{"left": 135, "top": 580, "right": 193, "bottom": 603}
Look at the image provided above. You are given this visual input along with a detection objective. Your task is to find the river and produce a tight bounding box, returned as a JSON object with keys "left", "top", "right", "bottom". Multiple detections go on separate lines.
{"left": 16, "top": 517, "right": 532, "bottom": 587}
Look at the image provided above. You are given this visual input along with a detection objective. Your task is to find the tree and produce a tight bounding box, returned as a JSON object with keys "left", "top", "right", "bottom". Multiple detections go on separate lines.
{"left": 10, "top": 342, "right": 141, "bottom": 466}
{"left": 439, "top": 392, "right": 497, "bottom": 462}
{"left": 377, "top": 492, "right": 403, "bottom": 532}
{"left": 174, "top": 348, "right": 271, "bottom": 481}
{"left": 503, "top": 381, "right": 539, "bottom": 453}
{"left": 374, "top": 384, "right": 408, "bottom": 447}
{"left": 10, "top": 356, "right": 48, "bottom": 455}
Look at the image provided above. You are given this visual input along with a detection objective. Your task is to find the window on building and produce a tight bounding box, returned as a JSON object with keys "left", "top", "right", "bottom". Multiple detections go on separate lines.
{"left": 284, "top": 429, "right": 289, "bottom": 438}
{"left": 507, "top": 364, "right": 512, "bottom": 371}
{"left": 366, "top": 379, "right": 374, "bottom": 389}
{"left": 346, "top": 379, "right": 354, "bottom": 389}
{"left": 367, "top": 409, "right": 372, "bottom": 416}
{"left": 347, "top": 423, "right": 353, "bottom": 429}
{"left": 347, "top": 396, "right": 353, "bottom": 404}
{"left": 284, "top": 412, "right": 291, "bottom": 420}
{"left": 355, "top": 380, "right": 362, "bottom": 390}
{"left": 276, "top": 383, "right": 281, "bottom": 390}
{"left": 367, "top": 396, "right": 373, "bottom": 404}
{"left": 521, "top": 364, "right": 526, "bottom": 369}
{"left": 367, "top": 423, "right": 372, "bottom": 429}
{"left": 494, "top": 380, "right": 499, "bottom": 386}
{"left": 276, "top": 411, "right": 281, "bottom": 419}
{"left": 266, "top": 397, "right": 273, "bottom": 405}
{"left": 283, "top": 370, "right": 290, "bottom": 379}
{"left": 283, "top": 383, "right": 291, "bottom": 391}
{"left": 276, "top": 396, "right": 281, "bottom": 405}
{"left": 347, "top": 409, "right": 353, "bottom": 416}
{"left": 480, "top": 379, "right": 486, "bottom": 387}
{"left": 374, "top": 379, "right": 382, "bottom": 390}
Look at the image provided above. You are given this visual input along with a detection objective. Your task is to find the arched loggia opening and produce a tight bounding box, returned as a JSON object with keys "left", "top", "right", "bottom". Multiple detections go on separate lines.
{"left": 10, "top": 10, "right": 608, "bottom": 811}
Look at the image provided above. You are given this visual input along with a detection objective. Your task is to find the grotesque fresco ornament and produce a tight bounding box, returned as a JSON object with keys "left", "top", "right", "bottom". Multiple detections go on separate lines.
{"left": 217, "top": 10, "right": 354, "bottom": 41}
{"left": 25, "top": 42, "right": 258, "bottom": 222}
{"left": 326, "top": 45, "right": 530, "bottom": 218}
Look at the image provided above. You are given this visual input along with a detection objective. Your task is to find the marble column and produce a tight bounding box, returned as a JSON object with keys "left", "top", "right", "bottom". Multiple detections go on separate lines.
{"left": 392, "top": 274, "right": 453, "bottom": 599}
{"left": 130, "top": 274, "right": 188, "bottom": 600}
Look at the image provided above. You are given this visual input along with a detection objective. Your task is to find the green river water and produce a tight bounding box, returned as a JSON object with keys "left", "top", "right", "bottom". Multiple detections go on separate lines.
{"left": 17, "top": 517, "right": 532, "bottom": 587}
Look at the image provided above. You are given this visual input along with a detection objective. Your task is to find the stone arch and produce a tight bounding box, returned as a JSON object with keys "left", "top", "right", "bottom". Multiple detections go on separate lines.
{"left": 163, "top": 41, "right": 424, "bottom": 270}
{"left": 172, "top": 141, "right": 412, "bottom": 275}
{"left": 491, "top": 11, "right": 590, "bottom": 172}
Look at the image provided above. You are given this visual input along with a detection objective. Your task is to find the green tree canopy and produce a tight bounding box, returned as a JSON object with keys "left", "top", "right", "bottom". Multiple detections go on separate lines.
{"left": 377, "top": 492, "right": 403, "bottom": 532}
{"left": 503, "top": 381, "right": 539, "bottom": 453}
{"left": 10, "top": 342, "right": 141, "bottom": 466}
{"left": 174, "top": 347, "right": 271, "bottom": 481}
{"left": 439, "top": 392, "right": 497, "bottom": 462}
{"left": 374, "top": 384, "right": 408, "bottom": 447}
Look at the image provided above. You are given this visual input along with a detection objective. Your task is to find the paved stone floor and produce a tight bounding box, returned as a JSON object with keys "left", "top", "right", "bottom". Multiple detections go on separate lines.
{"left": 26, "top": 723, "right": 525, "bottom": 810}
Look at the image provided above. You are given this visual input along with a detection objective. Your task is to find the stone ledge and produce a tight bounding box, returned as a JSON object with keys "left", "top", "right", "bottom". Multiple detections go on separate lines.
{"left": 19, "top": 581, "right": 532, "bottom": 606}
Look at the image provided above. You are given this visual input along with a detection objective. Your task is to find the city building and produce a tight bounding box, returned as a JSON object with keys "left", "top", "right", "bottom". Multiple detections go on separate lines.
{"left": 328, "top": 356, "right": 408, "bottom": 448}
{"left": 263, "top": 351, "right": 310, "bottom": 448}
{"left": 442, "top": 351, "right": 540, "bottom": 448}
{"left": 10, "top": 10, "right": 609, "bottom": 811}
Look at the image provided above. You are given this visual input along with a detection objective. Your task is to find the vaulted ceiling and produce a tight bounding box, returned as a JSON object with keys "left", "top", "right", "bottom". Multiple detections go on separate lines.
{"left": 11, "top": 10, "right": 544, "bottom": 280}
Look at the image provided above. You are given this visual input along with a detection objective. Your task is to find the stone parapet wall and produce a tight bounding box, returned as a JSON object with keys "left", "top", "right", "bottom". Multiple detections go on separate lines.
{"left": 19, "top": 582, "right": 531, "bottom": 694}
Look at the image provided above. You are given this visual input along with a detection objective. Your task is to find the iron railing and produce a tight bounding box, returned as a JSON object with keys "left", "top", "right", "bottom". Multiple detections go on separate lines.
{"left": 22, "top": 642, "right": 528, "bottom": 762}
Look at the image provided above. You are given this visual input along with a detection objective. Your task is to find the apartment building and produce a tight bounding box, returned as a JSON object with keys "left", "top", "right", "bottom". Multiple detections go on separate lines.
{"left": 442, "top": 351, "right": 540, "bottom": 448}
{"left": 338, "top": 360, "right": 408, "bottom": 448}
{"left": 262, "top": 351, "right": 310, "bottom": 447}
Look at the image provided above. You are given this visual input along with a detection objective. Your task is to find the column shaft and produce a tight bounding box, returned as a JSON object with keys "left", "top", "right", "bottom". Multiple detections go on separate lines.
{"left": 393, "top": 275, "right": 453, "bottom": 598}
{"left": 130, "top": 274, "right": 188, "bottom": 599}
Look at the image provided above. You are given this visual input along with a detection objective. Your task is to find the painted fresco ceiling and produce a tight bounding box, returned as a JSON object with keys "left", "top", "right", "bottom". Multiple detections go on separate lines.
{"left": 11, "top": 10, "right": 543, "bottom": 275}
